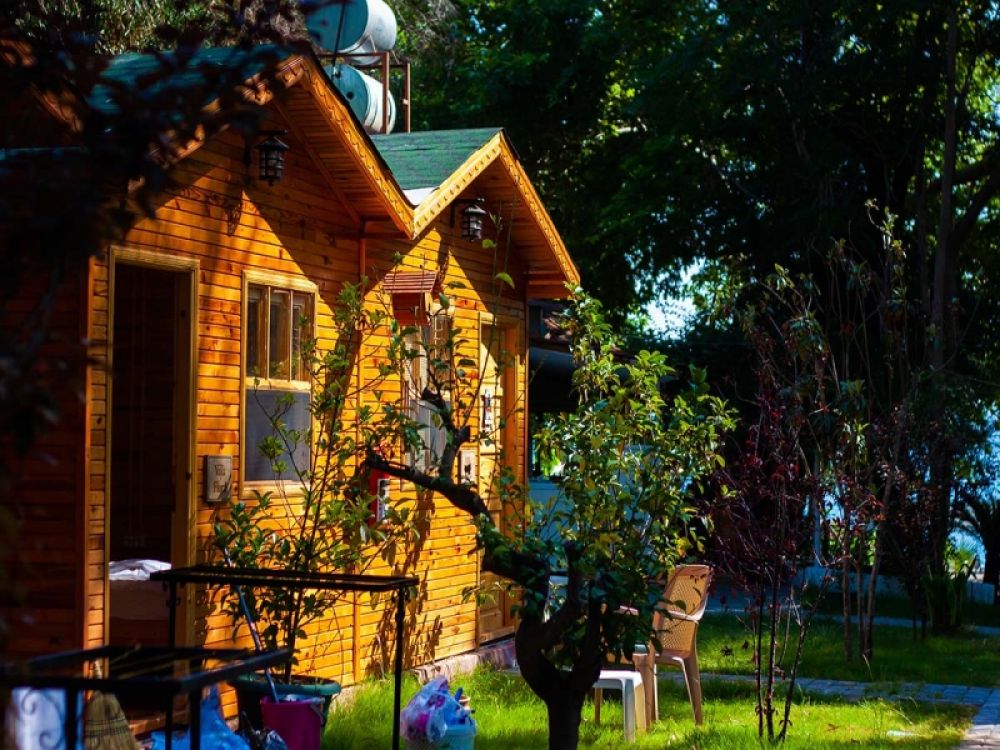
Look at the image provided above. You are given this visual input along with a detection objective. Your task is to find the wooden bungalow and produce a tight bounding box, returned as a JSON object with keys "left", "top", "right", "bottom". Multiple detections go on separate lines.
{"left": 1, "top": 45, "right": 578, "bottom": 698}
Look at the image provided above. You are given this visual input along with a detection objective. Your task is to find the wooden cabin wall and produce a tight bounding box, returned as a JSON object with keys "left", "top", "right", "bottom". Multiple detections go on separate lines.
{"left": 78, "top": 123, "right": 529, "bottom": 709}
{"left": 85, "top": 127, "right": 362, "bottom": 707}
{"left": 1, "top": 262, "right": 90, "bottom": 658}
{"left": 359, "top": 219, "right": 528, "bottom": 668}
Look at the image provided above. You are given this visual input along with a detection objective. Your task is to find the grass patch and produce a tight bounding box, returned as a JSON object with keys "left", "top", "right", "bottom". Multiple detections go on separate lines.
{"left": 699, "top": 613, "right": 1000, "bottom": 687}
{"left": 324, "top": 668, "right": 972, "bottom": 749}
{"left": 811, "top": 594, "right": 1000, "bottom": 630}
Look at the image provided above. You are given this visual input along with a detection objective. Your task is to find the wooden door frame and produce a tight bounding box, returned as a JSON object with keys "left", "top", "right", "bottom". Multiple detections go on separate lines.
{"left": 106, "top": 246, "right": 199, "bottom": 645}
{"left": 476, "top": 313, "right": 522, "bottom": 644}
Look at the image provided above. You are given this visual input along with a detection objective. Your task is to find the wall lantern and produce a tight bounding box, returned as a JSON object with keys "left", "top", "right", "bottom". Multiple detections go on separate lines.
{"left": 451, "top": 198, "right": 488, "bottom": 242}
{"left": 256, "top": 131, "right": 289, "bottom": 185}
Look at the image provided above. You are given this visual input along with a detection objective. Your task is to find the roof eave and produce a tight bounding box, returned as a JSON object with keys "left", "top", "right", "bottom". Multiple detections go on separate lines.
{"left": 409, "top": 131, "right": 507, "bottom": 237}
{"left": 495, "top": 131, "right": 579, "bottom": 299}
{"left": 106, "top": 48, "right": 415, "bottom": 235}
{"left": 291, "top": 54, "right": 413, "bottom": 235}
{"left": 407, "top": 131, "right": 579, "bottom": 299}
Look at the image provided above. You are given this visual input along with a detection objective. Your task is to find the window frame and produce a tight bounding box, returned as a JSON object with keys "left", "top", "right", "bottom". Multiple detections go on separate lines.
{"left": 478, "top": 312, "right": 504, "bottom": 457}
{"left": 241, "top": 271, "right": 318, "bottom": 491}
{"left": 401, "top": 300, "right": 454, "bottom": 473}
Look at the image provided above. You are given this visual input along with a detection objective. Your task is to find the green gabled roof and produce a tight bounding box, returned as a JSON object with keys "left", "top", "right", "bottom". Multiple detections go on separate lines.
{"left": 88, "top": 45, "right": 292, "bottom": 115}
{"left": 370, "top": 127, "right": 503, "bottom": 191}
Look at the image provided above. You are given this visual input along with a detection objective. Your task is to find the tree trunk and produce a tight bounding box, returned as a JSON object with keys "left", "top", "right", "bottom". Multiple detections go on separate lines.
{"left": 544, "top": 692, "right": 586, "bottom": 750}
{"left": 855, "top": 560, "right": 864, "bottom": 662}
{"left": 984, "top": 545, "right": 999, "bottom": 602}
{"left": 515, "top": 614, "right": 599, "bottom": 750}
{"left": 841, "top": 556, "right": 852, "bottom": 661}
{"left": 926, "top": 6, "right": 959, "bottom": 577}
{"left": 928, "top": 457, "right": 954, "bottom": 575}
{"left": 861, "top": 534, "right": 881, "bottom": 661}
{"left": 931, "top": 5, "right": 958, "bottom": 366}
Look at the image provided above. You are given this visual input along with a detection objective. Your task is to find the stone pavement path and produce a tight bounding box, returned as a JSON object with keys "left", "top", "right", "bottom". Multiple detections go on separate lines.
{"left": 665, "top": 672, "right": 1000, "bottom": 749}
{"left": 960, "top": 693, "right": 1000, "bottom": 749}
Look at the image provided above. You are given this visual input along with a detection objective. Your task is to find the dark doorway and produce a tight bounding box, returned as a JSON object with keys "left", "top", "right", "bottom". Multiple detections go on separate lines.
{"left": 109, "top": 262, "right": 192, "bottom": 647}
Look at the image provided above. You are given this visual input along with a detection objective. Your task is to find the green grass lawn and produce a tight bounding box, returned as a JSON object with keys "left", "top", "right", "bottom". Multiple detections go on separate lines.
{"left": 698, "top": 612, "right": 1000, "bottom": 687}
{"left": 811, "top": 594, "right": 1000, "bottom": 630}
{"left": 324, "top": 669, "right": 973, "bottom": 749}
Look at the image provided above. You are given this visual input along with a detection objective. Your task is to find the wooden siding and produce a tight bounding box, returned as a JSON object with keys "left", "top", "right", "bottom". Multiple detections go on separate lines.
{"left": 71, "top": 123, "right": 527, "bottom": 712}
{"left": 1, "top": 264, "right": 90, "bottom": 658}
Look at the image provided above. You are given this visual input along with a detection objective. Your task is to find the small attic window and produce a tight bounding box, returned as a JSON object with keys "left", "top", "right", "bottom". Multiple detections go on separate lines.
{"left": 383, "top": 270, "right": 440, "bottom": 326}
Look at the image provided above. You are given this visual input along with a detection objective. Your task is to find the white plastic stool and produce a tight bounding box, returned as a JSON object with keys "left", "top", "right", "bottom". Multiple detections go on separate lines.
{"left": 593, "top": 669, "right": 646, "bottom": 742}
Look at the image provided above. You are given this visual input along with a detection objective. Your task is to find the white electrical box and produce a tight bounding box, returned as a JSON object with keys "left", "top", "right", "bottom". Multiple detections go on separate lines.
{"left": 204, "top": 455, "right": 232, "bottom": 504}
{"left": 375, "top": 477, "right": 391, "bottom": 523}
{"left": 459, "top": 449, "right": 477, "bottom": 485}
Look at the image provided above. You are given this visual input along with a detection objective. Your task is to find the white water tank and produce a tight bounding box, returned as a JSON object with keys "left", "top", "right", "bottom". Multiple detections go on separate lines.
{"left": 307, "top": 0, "right": 397, "bottom": 66}
{"left": 326, "top": 63, "right": 397, "bottom": 134}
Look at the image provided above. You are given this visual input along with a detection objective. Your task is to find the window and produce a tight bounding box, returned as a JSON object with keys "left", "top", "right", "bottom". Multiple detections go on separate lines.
{"left": 247, "top": 285, "right": 313, "bottom": 381}
{"left": 479, "top": 319, "right": 506, "bottom": 455}
{"left": 244, "top": 280, "right": 315, "bottom": 483}
{"left": 404, "top": 309, "right": 451, "bottom": 472}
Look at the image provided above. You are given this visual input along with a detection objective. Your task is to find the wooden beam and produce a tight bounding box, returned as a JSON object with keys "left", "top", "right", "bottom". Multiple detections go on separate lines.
{"left": 272, "top": 98, "right": 361, "bottom": 226}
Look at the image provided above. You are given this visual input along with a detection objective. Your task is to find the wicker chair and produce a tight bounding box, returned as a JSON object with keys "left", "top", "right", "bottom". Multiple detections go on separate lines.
{"left": 596, "top": 564, "right": 713, "bottom": 726}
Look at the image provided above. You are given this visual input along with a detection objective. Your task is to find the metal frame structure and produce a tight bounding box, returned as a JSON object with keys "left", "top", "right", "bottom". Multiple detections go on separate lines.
{"left": 152, "top": 565, "right": 418, "bottom": 750}
{"left": 0, "top": 645, "right": 290, "bottom": 750}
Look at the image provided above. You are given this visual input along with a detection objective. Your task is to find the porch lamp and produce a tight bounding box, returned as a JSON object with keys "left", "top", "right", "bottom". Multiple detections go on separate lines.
{"left": 257, "top": 132, "right": 289, "bottom": 185}
{"left": 460, "top": 199, "right": 488, "bottom": 242}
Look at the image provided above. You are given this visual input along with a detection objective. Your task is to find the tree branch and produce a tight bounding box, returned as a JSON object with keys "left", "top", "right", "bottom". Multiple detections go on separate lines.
{"left": 924, "top": 147, "right": 999, "bottom": 194}
{"left": 525, "top": 545, "right": 586, "bottom": 651}
{"left": 418, "top": 386, "right": 469, "bottom": 482}
{"left": 951, "top": 166, "right": 1000, "bottom": 254}
{"left": 365, "top": 450, "right": 486, "bottom": 516}
{"left": 363, "top": 450, "right": 543, "bottom": 586}
{"left": 569, "top": 593, "right": 606, "bottom": 692}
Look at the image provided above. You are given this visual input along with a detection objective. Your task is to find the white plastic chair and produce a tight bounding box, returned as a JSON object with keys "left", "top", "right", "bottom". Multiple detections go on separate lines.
{"left": 592, "top": 669, "right": 646, "bottom": 741}
{"left": 546, "top": 575, "right": 647, "bottom": 741}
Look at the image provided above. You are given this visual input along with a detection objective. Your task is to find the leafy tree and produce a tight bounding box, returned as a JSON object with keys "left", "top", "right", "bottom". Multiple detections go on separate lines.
{"left": 410, "top": 2, "right": 1000, "bottom": 576}
{"left": 367, "top": 289, "right": 733, "bottom": 750}
{"left": 12, "top": 0, "right": 214, "bottom": 52}
{"left": 415, "top": 1, "right": 1000, "bottom": 318}
{"left": 214, "top": 281, "right": 424, "bottom": 682}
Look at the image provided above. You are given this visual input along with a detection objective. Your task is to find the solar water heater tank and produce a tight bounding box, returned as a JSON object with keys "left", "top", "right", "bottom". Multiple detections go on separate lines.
{"left": 307, "top": 0, "right": 398, "bottom": 66}
{"left": 326, "top": 63, "right": 397, "bottom": 134}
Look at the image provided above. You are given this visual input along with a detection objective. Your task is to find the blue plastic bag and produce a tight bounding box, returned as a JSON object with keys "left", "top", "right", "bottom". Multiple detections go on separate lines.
{"left": 150, "top": 687, "right": 249, "bottom": 750}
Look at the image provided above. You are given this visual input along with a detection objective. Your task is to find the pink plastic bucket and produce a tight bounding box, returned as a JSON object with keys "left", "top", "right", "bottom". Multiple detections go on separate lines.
{"left": 260, "top": 697, "right": 324, "bottom": 750}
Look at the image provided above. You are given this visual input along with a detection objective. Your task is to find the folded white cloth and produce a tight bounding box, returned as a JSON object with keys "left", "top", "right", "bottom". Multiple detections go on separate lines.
{"left": 108, "top": 559, "right": 171, "bottom": 581}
